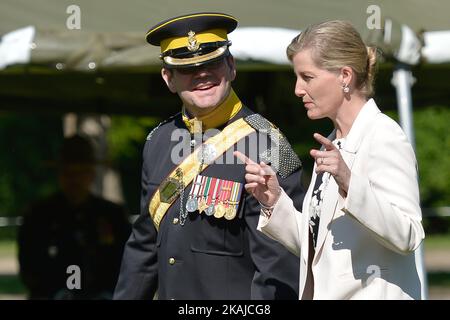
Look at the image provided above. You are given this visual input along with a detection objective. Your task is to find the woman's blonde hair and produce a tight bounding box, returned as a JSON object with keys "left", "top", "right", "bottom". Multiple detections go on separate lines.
{"left": 287, "top": 20, "right": 377, "bottom": 97}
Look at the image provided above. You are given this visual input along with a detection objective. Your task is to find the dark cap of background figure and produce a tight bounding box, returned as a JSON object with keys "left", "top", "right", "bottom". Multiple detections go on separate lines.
{"left": 59, "top": 135, "right": 96, "bottom": 165}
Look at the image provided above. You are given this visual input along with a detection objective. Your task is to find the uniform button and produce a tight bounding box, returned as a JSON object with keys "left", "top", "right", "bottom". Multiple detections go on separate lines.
{"left": 172, "top": 218, "right": 179, "bottom": 225}
{"left": 169, "top": 257, "right": 176, "bottom": 265}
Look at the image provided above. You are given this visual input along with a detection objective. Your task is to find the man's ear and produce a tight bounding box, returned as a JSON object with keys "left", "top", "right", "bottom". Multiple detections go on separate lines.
{"left": 226, "top": 56, "right": 237, "bottom": 81}
{"left": 161, "top": 68, "right": 177, "bottom": 93}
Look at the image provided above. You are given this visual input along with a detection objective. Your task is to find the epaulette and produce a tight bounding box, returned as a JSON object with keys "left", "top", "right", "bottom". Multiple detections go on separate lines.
{"left": 244, "top": 114, "right": 302, "bottom": 179}
{"left": 146, "top": 113, "right": 180, "bottom": 142}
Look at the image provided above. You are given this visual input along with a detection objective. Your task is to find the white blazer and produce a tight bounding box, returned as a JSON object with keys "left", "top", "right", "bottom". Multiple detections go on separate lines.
{"left": 258, "top": 99, "right": 425, "bottom": 300}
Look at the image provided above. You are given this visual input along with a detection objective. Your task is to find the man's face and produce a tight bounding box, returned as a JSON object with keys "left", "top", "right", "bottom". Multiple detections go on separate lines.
{"left": 161, "top": 56, "right": 237, "bottom": 117}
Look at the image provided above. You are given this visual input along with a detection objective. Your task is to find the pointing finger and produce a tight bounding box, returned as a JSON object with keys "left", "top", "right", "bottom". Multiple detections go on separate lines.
{"left": 234, "top": 151, "right": 257, "bottom": 165}
{"left": 313, "top": 133, "right": 336, "bottom": 151}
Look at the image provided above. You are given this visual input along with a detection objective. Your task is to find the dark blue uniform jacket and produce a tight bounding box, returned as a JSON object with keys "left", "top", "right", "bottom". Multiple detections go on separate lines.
{"left": 114, "top": 106, "right": 304, "bottom": 300}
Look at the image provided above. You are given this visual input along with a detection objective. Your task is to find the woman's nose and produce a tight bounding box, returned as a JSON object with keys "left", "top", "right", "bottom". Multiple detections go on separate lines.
{"left": 295, "top": 81, "right": 306, "bottom": 97}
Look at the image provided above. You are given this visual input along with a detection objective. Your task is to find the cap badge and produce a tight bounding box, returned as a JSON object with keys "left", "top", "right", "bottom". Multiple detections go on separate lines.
{"left": 187, "top": 30, "right": 200, "bottom": 52}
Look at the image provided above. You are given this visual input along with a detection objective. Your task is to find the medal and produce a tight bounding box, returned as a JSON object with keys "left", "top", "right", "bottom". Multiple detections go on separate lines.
{"left": 198, "top": 144, "right": 217, "bottom": 165}
{"left": 197, "top": 176, "right": 208, "bottom": 213}
{"left": 214, "top": 204, "right": 226, "bottom": 218}
{"left": 199, "top": 175, "right": 213, "bottom": 213}
{"left": 205, "top": 177, "right": 218, "bottom": 216}
{"left": 205, "top": 205, "right": 215, "bottom": 216}
{"left": 186, "top": 175, "right": 203, "bottom": 212}
{"left": 186, "top": 197, "right": 198, "bottom": 212}
{"left": 214, "top": 179, "right": 226, "bottom": 218}
{"left": 224, "top": 181, "right": 240, "bottom": 220}
{"left": 225, "top": 182, "right": 242, "bottom": 220}
{"left": 224, "top": 206, "right": 236, "bottom": 220}
{"left": 215, "top": 180, "right": 232, "bottom": 218}
{"left": 198, "top": 199, "right": 208, "bottom": 213}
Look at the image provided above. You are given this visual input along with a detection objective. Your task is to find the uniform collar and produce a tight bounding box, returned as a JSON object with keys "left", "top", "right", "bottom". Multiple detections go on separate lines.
{"left": 182, "top": 89, "right": 242, "bottom": 134}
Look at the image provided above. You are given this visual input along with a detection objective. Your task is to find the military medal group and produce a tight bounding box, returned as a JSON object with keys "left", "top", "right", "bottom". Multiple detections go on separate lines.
{"left": 184, "top": 130, "right": 244, "bottom": 221}
{"left": 186, "top": 174, "right": 242, "bottom": 220}
{"left": 156, "top": 123, "right": 246, "bottom": 227}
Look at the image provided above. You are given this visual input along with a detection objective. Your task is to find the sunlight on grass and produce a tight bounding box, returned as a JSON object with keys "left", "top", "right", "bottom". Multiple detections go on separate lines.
{"left": 0, "top": 240, "right": 16, "bottom": 257}
{"left": 424, "top": 234, "right": 450, "bottom": 250}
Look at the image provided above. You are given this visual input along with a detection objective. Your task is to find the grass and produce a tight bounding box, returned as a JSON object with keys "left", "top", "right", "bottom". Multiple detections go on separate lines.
{"left": 0, "top": 240, "right": 16, "bottom": 257}
{"left": 0, "top": 240, "right": 26, "bottom": 296}
{"left": 0, "top": 234, "right": 449, "bottom": 298}
{"left": 424, "top": 234, "right": 450, "bottom": 290}
{"left": 424, "top": 234, "right": 450, "bottom": 250}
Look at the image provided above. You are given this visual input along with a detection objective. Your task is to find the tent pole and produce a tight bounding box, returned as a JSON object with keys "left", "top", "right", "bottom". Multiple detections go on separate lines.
{"left": 392, "top": 64, "right": 416, "bottom": 146}
{"left": 391, "top": 63, "right": 428, "bottom": 300}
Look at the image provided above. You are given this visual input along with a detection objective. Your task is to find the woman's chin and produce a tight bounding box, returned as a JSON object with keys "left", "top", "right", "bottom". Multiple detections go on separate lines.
{"left": 307, "top": 110, "right": 322, "bottom": 120}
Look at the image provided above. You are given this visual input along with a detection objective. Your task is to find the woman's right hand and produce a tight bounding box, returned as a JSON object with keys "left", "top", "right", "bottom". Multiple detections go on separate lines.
{"left": 234, "top": 151, "right": 281, "bottom": 207}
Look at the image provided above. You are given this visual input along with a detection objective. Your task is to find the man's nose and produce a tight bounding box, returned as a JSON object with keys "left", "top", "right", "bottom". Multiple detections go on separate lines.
{"left": 192, "top": 66, "right": 211, "bottom": 78}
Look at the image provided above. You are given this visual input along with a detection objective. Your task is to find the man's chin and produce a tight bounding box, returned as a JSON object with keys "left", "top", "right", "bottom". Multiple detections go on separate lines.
{"left": 193, "top": 97, "right": 221, "bottom": 110}
{"left": 192, "top": 104, "right": 219, "bottom": 115}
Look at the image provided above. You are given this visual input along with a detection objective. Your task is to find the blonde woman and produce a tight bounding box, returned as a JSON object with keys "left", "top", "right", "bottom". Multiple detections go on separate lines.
{"left": 235, "top": 20, "right": 424, "bottom": 299}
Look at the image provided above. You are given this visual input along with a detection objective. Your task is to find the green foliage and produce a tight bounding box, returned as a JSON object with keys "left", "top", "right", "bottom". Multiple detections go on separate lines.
{"left": 0, "top": 113, "right": 61, "bottom": 218}
{"left": 106, "top": 115, "right": 161, "bottom": 214}
{"left": 414, "top": 106, "right": 450, "bottom": 207}
{"left": 385, "top": 106, "right": 450, "bottom": 207}
{"left": 107, "top": 116, "right": 161, "bottom": 163}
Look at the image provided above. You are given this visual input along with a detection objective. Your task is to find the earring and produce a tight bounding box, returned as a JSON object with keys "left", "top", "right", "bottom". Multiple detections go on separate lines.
{"left": 343, "top": 83, "right": 350, "bottom": 93}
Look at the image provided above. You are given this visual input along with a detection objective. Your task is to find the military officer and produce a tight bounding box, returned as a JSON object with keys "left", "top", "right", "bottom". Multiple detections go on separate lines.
{"left": 114, "top": 12, "right": 305, "bottom": 300}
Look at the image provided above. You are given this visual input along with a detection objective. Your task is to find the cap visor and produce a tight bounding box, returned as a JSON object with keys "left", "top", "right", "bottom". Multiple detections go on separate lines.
{"left": 163, "top": 46, "right": 228, "bottom": 68}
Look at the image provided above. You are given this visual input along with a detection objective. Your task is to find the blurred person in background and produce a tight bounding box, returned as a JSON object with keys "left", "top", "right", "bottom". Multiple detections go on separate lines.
{"left": 18, "top": 134, "right": 131, "bottom": 299}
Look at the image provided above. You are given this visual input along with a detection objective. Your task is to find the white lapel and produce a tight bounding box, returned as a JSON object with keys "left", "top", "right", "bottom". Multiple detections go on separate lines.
{"left": 342, "top": 99, "right": 381, "bottom": 153}
{"left": 311, "top": 99, "right": 381, "bottom": 262}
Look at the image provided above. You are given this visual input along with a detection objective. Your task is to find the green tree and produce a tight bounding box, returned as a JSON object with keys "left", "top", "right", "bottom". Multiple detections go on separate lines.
{"left": 386, "top": 106, "right": 450, "bottom": 207}
{"left": 414, "top": 106, "right": 450, "bottom": 207}
{"left": 107, "top": 116, "right": 161, "bottom": 215}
